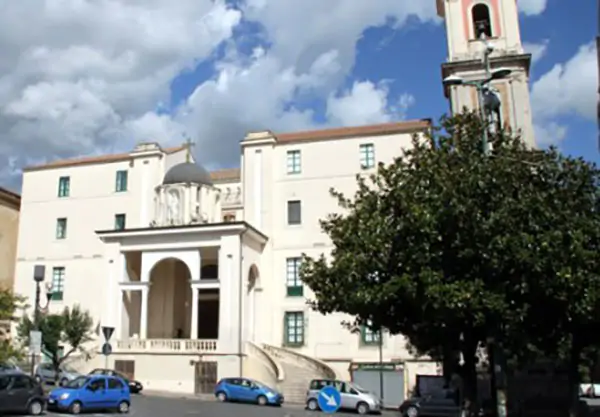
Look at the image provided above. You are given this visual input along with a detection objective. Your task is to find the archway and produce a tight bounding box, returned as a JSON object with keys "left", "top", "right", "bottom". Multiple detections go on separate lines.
{"left": 472, "top": 3, "right": 493, "bottom": 39}
{"left": 147, "top": 257, "right": 192, "bottom": 339}
{"left": 247, "top": 264, "right": 260, "bottom": 342}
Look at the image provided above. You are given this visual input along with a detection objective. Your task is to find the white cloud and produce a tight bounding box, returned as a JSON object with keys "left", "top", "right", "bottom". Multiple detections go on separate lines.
{"left": 518, "top": 0, "right": 548, "bottom": 16}
{"left": 523, "top": 40, "right": 549, "bottom": 64}
{"left": 530, "top": 41, "right": 597, "bottom": 145}
{"left": 0, "top": 0, "right": 437, "bottom": 189}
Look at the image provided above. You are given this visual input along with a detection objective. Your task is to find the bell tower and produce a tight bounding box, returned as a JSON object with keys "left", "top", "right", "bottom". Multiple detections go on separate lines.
{"left": 437, "top": 0, "right": 536, "bottom": 147}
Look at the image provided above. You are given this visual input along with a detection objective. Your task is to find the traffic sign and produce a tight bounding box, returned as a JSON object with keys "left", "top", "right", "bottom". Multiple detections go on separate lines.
{"left": 101, "top": 326, "right": 114, "bottom": 341}
{"left": 101, "top": 342, "right": 112, "bottom": 356}
{"left": 29, "top": 331, "right": 42, "bottom": 355}
{"left": 318, "top": 386, "right": 341, "bottom": 413}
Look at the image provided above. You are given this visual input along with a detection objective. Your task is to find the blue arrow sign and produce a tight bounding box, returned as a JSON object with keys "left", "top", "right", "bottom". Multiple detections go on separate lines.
{"left": 318, "top": 386, "right": 341, "bottom": 413}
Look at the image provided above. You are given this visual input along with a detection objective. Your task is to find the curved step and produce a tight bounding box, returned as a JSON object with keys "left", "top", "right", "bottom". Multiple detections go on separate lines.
{"left": 262, "top": 344, "right": 337, "bottom": 379}
{"left": 244, "top": 341, "right": 285, "bottom": 387}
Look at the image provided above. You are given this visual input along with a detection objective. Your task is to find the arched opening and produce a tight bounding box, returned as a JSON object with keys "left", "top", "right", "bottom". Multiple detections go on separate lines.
{"left": 472, "top": 3, "right": 493, "bottom": 39}
{"left": 147, "top": 258, "right": 192, "bottom": 339}
{"left": 246, "top": 264, "right": 260, "bottom": 342}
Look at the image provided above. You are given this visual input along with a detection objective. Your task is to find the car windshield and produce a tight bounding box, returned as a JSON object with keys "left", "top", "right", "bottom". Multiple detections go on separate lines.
{"left": 65, "top": 376, "right": 89, "bottom": 389}
{"left": 251, "top": 380, "right": 269, "bottom": 389}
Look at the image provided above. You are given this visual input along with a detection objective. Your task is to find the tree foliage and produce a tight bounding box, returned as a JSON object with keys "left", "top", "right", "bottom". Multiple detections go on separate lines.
{"left": 300, "top": 111, "right": 600, "bottom": 415}
{"left": 0, "top": 287, "right": 26, "bottom": 363}
{"left": 18, "top": 305, "right": 94, "bottom": 378}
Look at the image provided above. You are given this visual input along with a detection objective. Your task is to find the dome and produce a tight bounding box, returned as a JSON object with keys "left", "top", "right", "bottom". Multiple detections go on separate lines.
{"left": 163, "top": 162, "right": 213, "bottom": 186}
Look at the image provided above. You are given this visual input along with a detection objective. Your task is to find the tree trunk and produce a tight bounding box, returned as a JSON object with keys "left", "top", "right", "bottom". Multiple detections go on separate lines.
{"left": 461, "top": 335, "right": 479, "bottom": 417}
{"left": 568, "top": 335, "right": 583, "bottom": 417}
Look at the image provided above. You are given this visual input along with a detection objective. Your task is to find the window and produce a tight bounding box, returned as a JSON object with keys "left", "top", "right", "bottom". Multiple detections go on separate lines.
{"left": 55, "top": 218, "right": 67, "bottom": 239}
{"left": 51, "top": 267, "right": 65, "bottom": 301}
{"left": 115, "top": 170, "right": 128, "bottom": 192}
{"left": 11, "top": 375, "right": 33, "bottom": 389}
{"left": 108, "top": 378, "right": 124, "bottom": 390}
{"left": 286, "top": 150, "right": 301, "bottom": 174}
{"left": 287, "top": 200, "right": 301, "bottom": 225}
{"left": 57, "top": 176, "right": 70, "bottom": 197}
{"left": 114, "top": 214, "right": 126, "bottom": 230}
{"left": 472, "top": 3, "right": 492, "bottom": 39}
{"left": 223, "top": 213, "right": 236, "bottom": 222}
{"left": 88, "top": 378, "right": 106, "bottom": 391}
{"left": 359, "top": 144, "right": 375, "bottom": 169}
{"left": 361, "top": 322, "right": 381, "bottom": 345}
{"left": 286, "top": 257, "right": 303, "bottom": 296}
{"left": 284, "top": 311, "right": 304, "bottom": 346}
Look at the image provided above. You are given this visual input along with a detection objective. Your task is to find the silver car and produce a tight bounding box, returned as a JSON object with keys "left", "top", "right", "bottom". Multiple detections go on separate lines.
{"left": 34, "top": 363, "right": 81, "bottom": 386}
{"left": 306, "top": 378, "right": 381, "bottom": 415}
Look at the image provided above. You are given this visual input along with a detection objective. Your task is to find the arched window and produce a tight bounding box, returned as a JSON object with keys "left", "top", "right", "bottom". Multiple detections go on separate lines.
{"left": 472, "top": 3, "right": 492, "bottom": 39}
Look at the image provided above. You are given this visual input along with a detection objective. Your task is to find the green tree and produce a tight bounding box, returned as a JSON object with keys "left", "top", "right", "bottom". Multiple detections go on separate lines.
{"left": 18, "top": 305, "right": 94, "bottom": 382}
{"left": 300, "top": 111, "right": 600, "bottom": 415}
{"left": 0, "top": 287, "right": 26, "bottom": 363}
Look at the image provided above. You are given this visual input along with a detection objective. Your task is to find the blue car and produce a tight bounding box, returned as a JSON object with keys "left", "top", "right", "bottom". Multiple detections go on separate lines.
{"left": 47, "top": 374, "right": 131, "bottom": 414}
{"left": 215, "top": 377, "right": 284, "bottom": 406}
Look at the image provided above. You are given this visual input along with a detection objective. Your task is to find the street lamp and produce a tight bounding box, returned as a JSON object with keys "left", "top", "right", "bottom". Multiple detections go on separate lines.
{"left": 31, "top": 265, "right": 53, "bottom": 377}
{"left": 442, "top": 37, "right": 512, "bottom": 155}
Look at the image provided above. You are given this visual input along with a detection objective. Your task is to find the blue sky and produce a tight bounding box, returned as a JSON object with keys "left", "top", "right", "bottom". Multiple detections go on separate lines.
{"left": 0, "top": 1, "right": 596, "bottom": 191}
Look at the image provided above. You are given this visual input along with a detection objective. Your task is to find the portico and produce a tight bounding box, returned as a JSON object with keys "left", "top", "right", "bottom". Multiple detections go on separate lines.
{"left": 96, "top": 221, "right": 267, "bottom": 356}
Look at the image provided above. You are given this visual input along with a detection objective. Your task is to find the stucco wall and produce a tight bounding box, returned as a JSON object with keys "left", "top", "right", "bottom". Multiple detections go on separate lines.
{"left": 0, "top": 194, "right": 19, "bottom": 290}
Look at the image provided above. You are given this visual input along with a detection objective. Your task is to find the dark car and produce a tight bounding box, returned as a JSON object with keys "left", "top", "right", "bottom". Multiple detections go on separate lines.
{"left": 399, "top": 388, "right": 462, "bottom": 417}
{"left": 89, "top": 368, "right": 143, "bottom": 394}
{"left": 0, "top": 371, "right": 46, "bottom": 415}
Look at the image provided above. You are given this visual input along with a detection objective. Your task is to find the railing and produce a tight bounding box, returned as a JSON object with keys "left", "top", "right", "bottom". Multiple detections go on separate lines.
{"left": 262, "top": 344, "right": 337, "bottom": 379}
{"left": 246, "top": 341, "right": 285, "bottom": 382}
{"left": 115, "top": 339, "right": 217, "bottom": 353}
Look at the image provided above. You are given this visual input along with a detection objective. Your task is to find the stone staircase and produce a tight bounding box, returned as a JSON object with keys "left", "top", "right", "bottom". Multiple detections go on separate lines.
{"left": 262, "top": 344, "right": 337, "bottom": 405}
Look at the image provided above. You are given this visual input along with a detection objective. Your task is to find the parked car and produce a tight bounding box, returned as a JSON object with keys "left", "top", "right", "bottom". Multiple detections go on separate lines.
{"left": 306, "top": 378, "right": 381, "bottom": 415}
{"left": 35, "top": 362, "right": 81, "bottom": 386}
{"left": 0, "top": 362, "right": 24, "bottom": 373}
{"left": 47, "top": 374, "right": 131, "bottom": 414}
{"left": 89, "top": 368, "right": 144, "bottom": 394}
{"left": 398, "top": 388, "right": 493, "bottom": 417}
{"left": 214, "top": 377, "right": 284, "bottom": 405}
{"left": 0, "top": 370, "right": 46, "bottom": 415}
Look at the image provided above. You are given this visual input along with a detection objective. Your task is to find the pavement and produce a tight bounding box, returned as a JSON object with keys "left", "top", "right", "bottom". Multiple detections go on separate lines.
{"left": 42, "top": 393, "right": 400, "bottom": 417}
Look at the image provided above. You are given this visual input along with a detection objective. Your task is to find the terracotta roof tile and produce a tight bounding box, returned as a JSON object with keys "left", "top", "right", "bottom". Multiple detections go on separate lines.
{"left": 0, "top": 187, "right": 21, "bottom": 209}
{"left": 23, "top": 146, "right": 186, "bottom": 172}
{"left": 210, "top": 168, "right": 240, "bottom": 182}
{"left": 274, "top": 119, "right": 431, "bottom": 144}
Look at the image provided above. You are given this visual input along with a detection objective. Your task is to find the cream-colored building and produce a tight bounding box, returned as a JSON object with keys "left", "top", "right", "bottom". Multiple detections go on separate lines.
{"left": 13, "top": 121, "right": 437, "bottom": 406}
{"left": 12, "top": 0, "right": 535, "bottom": 407}
{"left": 0, "top": 186, "right": 20, "bottom": 339}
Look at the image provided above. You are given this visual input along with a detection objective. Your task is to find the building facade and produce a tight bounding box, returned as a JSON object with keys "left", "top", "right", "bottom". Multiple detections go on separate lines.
{"left": 13, "top": 122, "right": 438, "bottom": 404}
{"left": 0, "top": 187, "right": 20, "bottom": 339}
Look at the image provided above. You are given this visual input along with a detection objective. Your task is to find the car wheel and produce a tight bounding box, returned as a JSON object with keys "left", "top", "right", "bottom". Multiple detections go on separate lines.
{"left": 59, "top": 377, "right": 69, "bottom": 387}
{"left": 307, "top": 398, "right": 319, "bottom": 411}
{"left": 28, "top": 400, "right": 44, "bottom": 416}
{"left": 257, "top": 395, "right": 268, "bottom": 406}
{"left": 118, "top": 400, "right": 130, "bottom": 413}
{"left": 357, "top": 402, "right": 370, "bottom": 415}
{"left": 216, "top": 391, "right": 227, "bottom": 402}
{"left": 69, "top": 401, "right": 83, "bottom": 415}
{"left": 406, "top": 405, "right": 419, "bottom": 417}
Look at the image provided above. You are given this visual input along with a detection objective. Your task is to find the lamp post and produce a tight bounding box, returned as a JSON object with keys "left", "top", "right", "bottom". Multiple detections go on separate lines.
{"left": 443, "top": 41, "right": 511, "bottom": 417}
{"left": 31, "top": 265, "right": 53, "bottom": 376}
{"left": 442, "top": 41, "right": 512, "bottom": 155}
{"left": 378, "top": 326, "right": 384, "bottom": 407}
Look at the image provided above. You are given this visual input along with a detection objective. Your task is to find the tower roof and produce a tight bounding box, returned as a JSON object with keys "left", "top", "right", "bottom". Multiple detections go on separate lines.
{"left": 163, "top": 162, "right": 213, "bottom": 186}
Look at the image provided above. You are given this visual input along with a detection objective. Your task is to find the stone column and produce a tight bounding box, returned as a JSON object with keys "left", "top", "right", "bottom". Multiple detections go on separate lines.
{"left": 140, "top": 286, "right": 149, "bottom": 339}
{"left": 190, "top": 286, "right": 199, "bottom": 339}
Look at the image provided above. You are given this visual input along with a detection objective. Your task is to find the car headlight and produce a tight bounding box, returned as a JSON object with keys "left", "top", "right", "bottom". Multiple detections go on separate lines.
{"left": 266, "top": 392, "right": 275, "bottom": 398}
{"left": 60, "top": 393, "right": 70, "bottom": 400}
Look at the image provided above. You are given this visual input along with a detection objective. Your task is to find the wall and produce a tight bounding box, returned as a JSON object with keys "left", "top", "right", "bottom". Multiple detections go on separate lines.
{"left": 242, "top": 129, "right": 439, "bottom": 368}
{"left": 0, "top": 188, "right": 19, "bottom": 290}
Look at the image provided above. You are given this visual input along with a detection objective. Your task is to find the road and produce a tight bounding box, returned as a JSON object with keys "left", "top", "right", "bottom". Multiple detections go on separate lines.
{"left": 43, "top": 394, "right": 399, "bottom": 417}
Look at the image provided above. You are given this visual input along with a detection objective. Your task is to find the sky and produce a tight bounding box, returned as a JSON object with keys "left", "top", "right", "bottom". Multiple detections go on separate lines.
{"left": 0, "top": 0, "right": 596, "bottom": 192}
